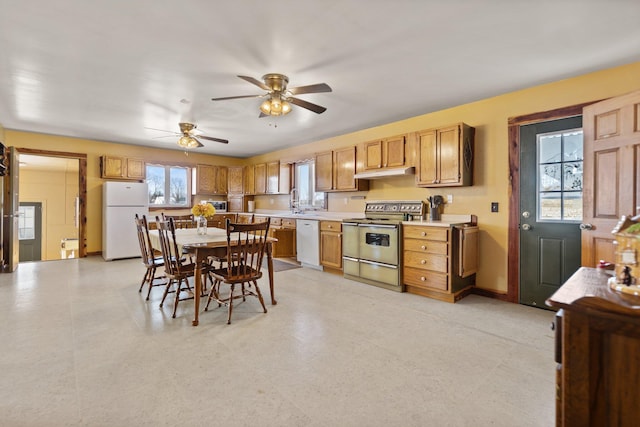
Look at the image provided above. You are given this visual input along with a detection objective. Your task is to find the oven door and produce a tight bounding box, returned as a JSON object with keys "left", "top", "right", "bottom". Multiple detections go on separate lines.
{"left": 358, "top": 224, "right": 398, "bottom": 265}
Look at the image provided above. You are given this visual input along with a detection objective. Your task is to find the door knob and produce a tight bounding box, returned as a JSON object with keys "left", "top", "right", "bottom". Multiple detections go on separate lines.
{"left": 521, "top": 224, "right": 532, "bottom": 231}
{"left": 579, "top": 223, "right": 593, "bottom": 230}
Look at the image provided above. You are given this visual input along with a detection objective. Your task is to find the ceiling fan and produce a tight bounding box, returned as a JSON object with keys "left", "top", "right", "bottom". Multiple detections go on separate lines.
{"left": 146, "top": 122, "right": 229, "bottom": 149}
{"left": 211, "top": 73, "right": 332, "bottom": 116}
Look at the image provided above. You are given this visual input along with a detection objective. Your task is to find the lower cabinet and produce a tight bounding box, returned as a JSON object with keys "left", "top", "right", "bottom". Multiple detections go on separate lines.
{"left": 320, "top": 220, "right": 342, "bottom": 271}
{"left": 207, "top": 213, "right": 236, "bottom": 229}
{"left": 402, "top": 224, "right": 477, "bottom": 302}
{"left": 262, "top": 217, "right": 296, "bottom": 258}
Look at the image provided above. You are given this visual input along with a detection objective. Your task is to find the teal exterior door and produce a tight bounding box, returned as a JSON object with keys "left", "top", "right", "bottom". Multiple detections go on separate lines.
{"left": 519, "top": 116, "right": 583, "bottom": 308}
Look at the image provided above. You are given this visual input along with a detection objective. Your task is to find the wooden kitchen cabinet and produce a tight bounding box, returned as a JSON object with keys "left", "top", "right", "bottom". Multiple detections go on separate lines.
{"left": 416, "top": 123, "right": 474, "bottom": 187}
{"left": 254, "top": 163, "right": 267, "bottom": 194}
{"left": 195, "top": 164, "right": 227, "bottom": 195}
{"left": 315, "top": 151, "right": 334, "bottom": 191}
{"left": 100, "top": 155, "right": 146, "bottom": 180}
{"left": 403, "top": 224, "right": 477, "bottom": 302}
{"left": 320, "top": 220, "right": 342, "bottom": 271}
{"left": 264, "top": 217, "right": 296, "bottom": 258}
{"left": 207, "top": 213, "right": 236, "bottom": 229}
{"left": 265, "top": 161, "right": 291, "bottom": 194}
{"left": 227, "top": 166, "right": 243, "bottom": 194}
{"left": 315, "top": 147, "right": 369, "bottom": 192}
{"left": 243, "top": 164, "right": 255, "bottom": 195}
{"left": 547, "top": 268, "right": 640, "bottom": 427}
{"left": 364, "top": 135, "right": 406, "bottom": 169}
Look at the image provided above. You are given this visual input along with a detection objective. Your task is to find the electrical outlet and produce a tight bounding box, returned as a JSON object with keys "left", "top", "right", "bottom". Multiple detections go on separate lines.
{"left": 344, "top": 197, "right": 348, "bottom": 205}
{"left": 447, "top": 194, "right": 453, "bottom": 204}
{"left": 270, "top": 198, "right": 274, "bottom": 205}
{"left": 491, "top": 202, "right": 499, "bottom": 212}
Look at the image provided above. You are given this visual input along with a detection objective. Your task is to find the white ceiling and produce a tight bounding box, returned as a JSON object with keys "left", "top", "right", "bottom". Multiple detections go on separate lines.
{"left": 1, "top": 1, "right": 639, "bottom": 158}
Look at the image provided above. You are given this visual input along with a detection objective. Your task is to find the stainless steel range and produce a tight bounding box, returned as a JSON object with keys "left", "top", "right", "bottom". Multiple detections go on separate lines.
{"left": 342, "top": 201, "right": 425, "bottom": 292}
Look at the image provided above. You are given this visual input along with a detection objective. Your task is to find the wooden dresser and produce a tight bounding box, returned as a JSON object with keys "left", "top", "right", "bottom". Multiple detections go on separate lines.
{"left": 547, "top": 267, "right": 640, "bottom": 426}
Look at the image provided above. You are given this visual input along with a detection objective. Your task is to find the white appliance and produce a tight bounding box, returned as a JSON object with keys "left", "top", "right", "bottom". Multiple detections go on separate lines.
{"left": 296, "top": 219, "right": 321, "bottom": 269}
{"left": 102, "top": 181, "right": 149, "bottom": 261}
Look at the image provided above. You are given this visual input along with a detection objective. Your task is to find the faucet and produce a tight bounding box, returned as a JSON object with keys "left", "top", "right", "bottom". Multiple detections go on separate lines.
{"left": 290, "top": 187, "right": 300, "bottom": 214}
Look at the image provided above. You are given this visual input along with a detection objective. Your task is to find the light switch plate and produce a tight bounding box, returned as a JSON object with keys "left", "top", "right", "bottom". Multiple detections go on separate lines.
{"left": 447, "top": 194, "right": 453, "bottom": 203}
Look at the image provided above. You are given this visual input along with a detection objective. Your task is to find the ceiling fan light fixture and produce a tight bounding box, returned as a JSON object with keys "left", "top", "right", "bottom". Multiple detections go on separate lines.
{"left": 177, "top": 135, "right": 199, "bottom": 149}
{"left": 259, "top": 97, "right": 292, "bottom": 116}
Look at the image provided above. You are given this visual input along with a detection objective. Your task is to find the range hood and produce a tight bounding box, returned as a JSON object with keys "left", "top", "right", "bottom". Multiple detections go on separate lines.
{"left": 354, "top": 166, "right": 415, "bottom": 180}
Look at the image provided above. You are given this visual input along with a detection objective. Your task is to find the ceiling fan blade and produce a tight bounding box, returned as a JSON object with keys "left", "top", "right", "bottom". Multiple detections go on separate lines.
{"left": 288, "top": 83, "right": 332, "bottom": 95}
{"left": 145, "top": 126, "right": 178, "bottom": 133}
{"left": 152, "top": 134, "right": 179, "bottom": 139}
{"left": 191, "top": 137, "right": 205, "bottom": 148}
{"left": 289, "top": 97, "right": 327, "bottom": 114}
{"left": 198, "top": 135, "right": 229, "bottom": 144}
{"left": 238, "top": 75, "right": 270, "bottom": 91}
{"left": 258, "top": 112, "right": 268, "bottom": 118}
{"left": 211, "top": 94, "right": 261, "bottom": 101}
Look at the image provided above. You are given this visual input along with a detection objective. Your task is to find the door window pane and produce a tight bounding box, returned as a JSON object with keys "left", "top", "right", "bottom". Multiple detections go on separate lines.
{"left": 537, "top": 128, "right": 583, "bottom": 222}
{"left": 18, "top": 206, "right": 35, "bottom": 240}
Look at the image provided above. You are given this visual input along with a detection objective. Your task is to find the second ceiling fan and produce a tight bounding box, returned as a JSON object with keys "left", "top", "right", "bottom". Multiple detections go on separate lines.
{"left": 211, "top": 73, "right": 332, "bottom": 117}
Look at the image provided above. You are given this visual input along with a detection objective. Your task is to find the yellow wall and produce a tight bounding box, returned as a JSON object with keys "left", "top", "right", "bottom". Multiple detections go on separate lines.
{"left": 20, "top": 168, "right": 79, "bottom": 260}
{"left": 4, "top": 133, "right": 244, "bottom": 256}
{"left": 5, "top": 61, "right": 640, "bottom": 294}
{"left": 247, "top": 61, "right": 640, "bottom": 293}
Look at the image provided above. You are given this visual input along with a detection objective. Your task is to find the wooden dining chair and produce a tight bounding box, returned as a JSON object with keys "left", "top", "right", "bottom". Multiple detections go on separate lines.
{"left": 204, "top": 217, "right": 271, "bottom": 324}
{"left": 162, "top": 213, "right": 195, "bottom": 229}
{"left": 155, "top": 216, "right": 213, "bottom": 318}
{"left": 135, "top": 214, "right": 166, "bottom": 300}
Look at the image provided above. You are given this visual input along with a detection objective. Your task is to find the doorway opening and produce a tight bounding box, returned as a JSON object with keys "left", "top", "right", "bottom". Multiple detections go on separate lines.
{"left": 16, "top": 149, "right": 87, "bottom": 262}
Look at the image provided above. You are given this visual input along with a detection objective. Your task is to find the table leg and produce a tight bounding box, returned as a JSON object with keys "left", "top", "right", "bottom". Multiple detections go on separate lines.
{"left": 192, "top": 253, "right": 202, "bottom": 326}
{"left": 267, "top": 242, "right": 277, "bottom": 305}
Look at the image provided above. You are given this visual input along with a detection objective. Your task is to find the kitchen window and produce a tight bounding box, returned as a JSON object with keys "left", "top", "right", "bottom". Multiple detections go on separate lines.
{"left": 146, "top": 164, "right": 191, "bottom": 207}
{"left": 294, "top": 160, "right": 326, "bottom": 210}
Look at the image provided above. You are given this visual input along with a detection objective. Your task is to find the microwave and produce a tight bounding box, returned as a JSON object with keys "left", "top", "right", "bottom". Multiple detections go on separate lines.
{"left": 207, "top": 200, "right": 227, "bottom": 212}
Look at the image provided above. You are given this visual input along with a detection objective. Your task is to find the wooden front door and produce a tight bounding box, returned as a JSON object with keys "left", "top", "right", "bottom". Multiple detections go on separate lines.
{"left": 519, "top": 117, "right": 583, "bottom": 308}
{"left": 582, "top": 89, "right": 640, "bottom": 267}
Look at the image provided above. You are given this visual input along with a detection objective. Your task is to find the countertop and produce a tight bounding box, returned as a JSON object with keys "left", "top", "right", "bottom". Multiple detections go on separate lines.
{"left": 247, "top": 211, "right": 475, "bottom": 225}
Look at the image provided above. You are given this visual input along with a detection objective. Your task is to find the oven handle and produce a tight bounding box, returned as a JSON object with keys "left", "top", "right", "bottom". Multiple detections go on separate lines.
{"left": 357, "top": 223, "right": 397, "bottom": 229}
{"left": 359, "top": 259, "right": 398, "bottom": 269}
{"left": 342, "top": 256, "right": 359, "bottom": 262}
{"left": 342, "top": 222, "right": 359, "bottom": 226}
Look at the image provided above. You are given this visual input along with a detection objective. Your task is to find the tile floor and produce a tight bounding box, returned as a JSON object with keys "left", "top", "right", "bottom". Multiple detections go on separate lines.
{"left": 0, "top": 256, "right": 556, "bottom": 426}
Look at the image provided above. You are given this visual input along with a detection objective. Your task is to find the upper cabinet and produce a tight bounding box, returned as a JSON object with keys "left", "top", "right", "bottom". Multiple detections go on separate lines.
{"left": 227, "top": 166, "right": 243, "bottom": 194}
{"left": 100, "top": 155, "right": 145, "bottom": 180}
{"left": 416, "top": 123, "right": 474, "bottom": 187}
{"left": 195, "top": 164, "right": 227, "bottom": 195}
{"left": 243, "top": 164, "right": 255, "bottom": 195}
{"left": 266, "top": 161, "right": 291, "bottom": 194}
{"left": 316, "top": 146, "right": 369, "bottom": 192}
{"left": 254, "top": 163, "right": 267, "bottom": 194}
{"left": 364, "top": 135, "right": 407, "bottom": 170}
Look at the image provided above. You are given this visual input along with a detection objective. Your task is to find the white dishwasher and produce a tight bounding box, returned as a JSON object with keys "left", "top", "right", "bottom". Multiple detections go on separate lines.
{"left": 296, "top": 219, "right": 321, "bottom": 269}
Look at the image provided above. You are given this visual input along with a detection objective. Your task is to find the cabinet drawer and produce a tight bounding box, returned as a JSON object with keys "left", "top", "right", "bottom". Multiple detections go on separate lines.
{"left": 403, "top": 239, "right": 448, "bottom": 255}
{"left": 403, "top": 226, "right": 448, "bottom": 241}
{"left": 404, "top": 251, "right": 448, "bottom": 273}
{"left": 281, "top": 218, "right": 296, "bottom": 228}
{"left": 269, "top": 217, "right": 282, "bottom": 226}
{"left": 320, "top": 221, "right": 342, "bottom": 232}
{"left": 404, "top": 267, "right": 448, "bottom": 291}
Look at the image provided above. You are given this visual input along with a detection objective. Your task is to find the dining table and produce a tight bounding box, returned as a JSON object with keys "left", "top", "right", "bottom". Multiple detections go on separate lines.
{"left": 149, "top": 227, "right": 277, "bottom": 326}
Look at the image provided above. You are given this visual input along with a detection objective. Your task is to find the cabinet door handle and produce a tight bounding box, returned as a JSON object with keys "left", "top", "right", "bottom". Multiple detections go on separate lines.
{"left": 420, "top": 259, "right": 426, "bottom": 265}
{"left": 421, "top": 245, "right": 426, "bottom": 250}
{"left": 421, "top": 231, "right": 427, "bottom": 237}
{"left": 420, "top": 276, "right": 426, "bottom": 281}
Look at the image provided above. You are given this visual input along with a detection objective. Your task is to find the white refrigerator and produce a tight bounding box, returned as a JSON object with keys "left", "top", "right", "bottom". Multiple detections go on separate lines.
{"left": 102, "top": 181, "right": 149, "bottom": 261}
